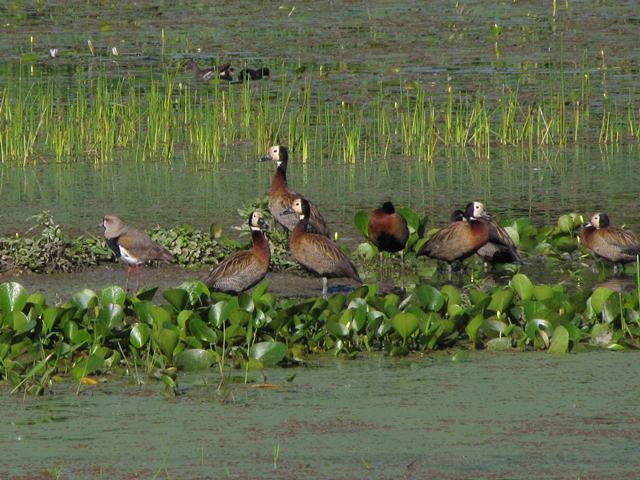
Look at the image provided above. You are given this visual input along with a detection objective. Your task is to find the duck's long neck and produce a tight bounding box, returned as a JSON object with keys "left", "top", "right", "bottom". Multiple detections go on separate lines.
{"left": 252, "top": 230, "right": 270, "bottom": 263}
{"left": 271, "top": 164, "right": 287, "bottom": 194}
{"left": 292, "top": 216, "right": 310, "bottom": 239}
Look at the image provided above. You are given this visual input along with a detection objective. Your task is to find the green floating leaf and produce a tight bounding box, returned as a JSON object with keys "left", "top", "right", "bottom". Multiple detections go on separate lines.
{"left": 176, "top": 349, "right": 216, "bottom": 371}
{"left": 71, "top": 354, "right": 105, "bottom": 380}
{"left": 549, "top": 325, "right": 569, "bottom": 354}
{"left": 397, "top": 207, "right": 420, "bottom": 234}
{"left": 97, "top": 304, "right": 124, "bottom": 330}
{"left": 189, "top": 316, "right": 217, "bottom": 344}
{"left": 486, "top": 337, "right": 512, "bottom": 351}
{"left": 440, "top": 285, "right": 461, "bottom": 306}
{"left": 451, "top": 350, "right": 469, "bottom": 363}
{"left": 0, "top": 282, "right": 28, "bottom": 314}
{"left": 163, "top": 288, "right": 188, "bottom": 311}
{"left": 391, "top": 312, "right": 419, "bottom": 340}
{"left": 326, "top": 320, "right": 349, "bottom": 338}
{"left": 557, "top": 214, "right": 575, "bottom": 233}
{"left": 250, "top": 341, "right": 287, "bottom": 367}
{"left": 72, "top": 289, "right": 97, "bottom": 311}
{"left": 101, "top": 286, "right": 126, "bottom": 306}
{"left": 353, "top": 211, "right": 370, "bottom": 237}
{"left": 130, "top": 323, "right": 150, "bottom": 349}
{"left": 488, "top": 288, "right": 514, "bottom": 313}
{"left": 590, "top": 287, "right": 613, "bottom": 315}
{"left": 155, "top": 328, "right": 179, "bottom": 358}
{"left": 533, "top": 285, "right": 554, "bottom": 301}
{"left": 414, "top": 285, "right": 445, "bottom": 311}
{"left": 511, "top": 274, "right": 533, "bottom": 301}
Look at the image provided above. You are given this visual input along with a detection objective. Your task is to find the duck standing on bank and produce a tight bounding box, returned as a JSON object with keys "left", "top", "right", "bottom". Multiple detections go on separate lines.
{"left": 102, "top": 215, "right": 175, "bottom": 291}
{"left": 283, "top": 197, "right": 361, "bottom": 298}
{"left": 204, "top": 211, "right": 271, "bottom": 293}
{"left": 259, "top": 145, "right": 331, "bottom": 237}
{"left": 580, "top": 212, "right": 640, "bottom": 271}
{"left": 367, "top": 201, "right": 409, "bottom": 273}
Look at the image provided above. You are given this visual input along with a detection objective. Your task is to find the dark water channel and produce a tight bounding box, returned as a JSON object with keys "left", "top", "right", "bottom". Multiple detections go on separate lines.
{"left": 2, "top": 352, "right": 639, "bottom": 479}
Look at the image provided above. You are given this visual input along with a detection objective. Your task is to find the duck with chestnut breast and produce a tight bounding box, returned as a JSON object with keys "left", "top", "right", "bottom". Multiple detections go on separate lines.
{"left": 204, "top": 211, "right": 271, "bottom": 294}
{"left": 456, "top": 206, "right": 521, "bottom": 265}
{"left": 368, "top": 202, "right": 409, "bottom": 254}
{"left": 102, "top": 215, "right": 175, "bottom": 291}
{"left": 259, "top": 145, "right": 331, "bottom": 237}
{"left": 283, "top": 197, "right": 361, "bottom": 298}
{"left": 184, "top": 60, "right": 234, "bottom": 82}
{"left": 418, "top": 201, "right": 491, "bottom": 273}
{"left": 237, "top": 67, "right": 270, "bottom": 82}
{"left": 580, "top": 213, "right": 640, "bottom": 268}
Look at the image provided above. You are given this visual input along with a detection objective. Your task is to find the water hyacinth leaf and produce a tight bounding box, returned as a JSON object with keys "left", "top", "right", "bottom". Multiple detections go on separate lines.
{"left": 353, "top": 211, "right": 370, "bottom": 237}
{"left": 156, "top": 328, "right": 179, "bottom": 358}
{"left": 414, "top": 285, "right": 445, "bottom": 311}
{"left": 486, "top": 337, "right": 512, "bottom": 351}
{"left": 42, "top": 307, "right": 62, "bottom": 334}
{"left": 251, "top": 280, "right": 270, "bottom": 302}
{"left": 549, "top": 325, "right": 569, "bottom": 354}
{"left": 465, "top": 314, "right": 484, "bottom": 346}
{"left": 176, "top": 349, "right": 216, "bottom": 371}
{"left": 177, "top": 281, "right": 210, "bottom": 305}
{"left": 488, "top": 288, "right": 514, "bottom": 312}
{"left": 590, "top": 287, "right": 613, "bottom": 315}
{"left": 71, "top": 354, "right": 105, "bottom": 380}
{"left": 532, "top": 285, "right": 554, "bottom": 301}
{"left": 511, "top": 274, "right": 534, "bottom": 301}
{"left": 557, "top": 214, "right": 575, "bottom": 233}
{"left": 209, "top": 297, "right": 239, "bottom": 327}
{"left": 162, "top": 288, "right": 188, "bottom": 311}
{"left": 189, "top": 316, "right": 217, "bottom": 343}
{"left": 134, "top": 287, "right": 158, "bottom": 301}
{"left": 250, "top": 341, "right": 287, "bottom": 367}
{"left": 326, "top": 320, "right": 349, "bottom": 338}
{"left": 130, "top": 323, "right": 150, "bottom": 348}
{"left": 97, "top": 304, "right": 124, "bottom": 330}
{"left": 101, "top": 286, "right": 126, "bottom": 306}
{"left": 504, "top": 225, "right": 520, "bottom": 246}
{"left": 440, "top": 285, "right": 461, "bottom": 306}
{"left": 238, "top": 293, "right": 255, "bottom": 313}
{"left": 451, "top": 351, "right": 469, "bottom": 363}
{"left": 602, "top": 295, "right": 621, "bottom": 324}
{"left": 391, "top": 312, "right": 419, "bottom": 340}
{"left": 356, "top": 242, "right": 377, "bottom": 260}
{"left": 9, "top": 311, "right": 35, "bottom": 335}
{"left": 71, "top": 289, "right": 97, "bottom": 311}
{"left": 26, "top": 293, "right": 46, "bottom": 306}
{"left": 0, "top": 282, "right": 28, "bottom": 314}
{"left": 397, "top": 207, "right": 420, "bottom": 233}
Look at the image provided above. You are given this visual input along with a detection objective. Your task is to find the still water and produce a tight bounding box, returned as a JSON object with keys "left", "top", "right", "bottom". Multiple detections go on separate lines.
{"left": 1, "top": 351, "right": 638, "bottom": 479}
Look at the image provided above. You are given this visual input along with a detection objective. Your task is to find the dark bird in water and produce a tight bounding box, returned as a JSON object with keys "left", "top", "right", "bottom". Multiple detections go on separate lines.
{"left": 283, "top": 197, "right": 361, "bottom": 298}
{"left": 259, "top": 145, "right": 331, "bottom": 237}
{"left": 418, "top": 201, "right": 491, "bottom": 275}
{"left": 102, "top": 215, "right": 175, "bottom": 291}
{"left": 580, "top": 213, "right": 640, "bottom": 270}
{"left": 204, "top": 211, "right": 271, "bottom": 294}
{"left": 184, "top": 60, "right": 234, "bottom": 82}
{"left": 237, "top": 67, "right": 270, "bottom": 82}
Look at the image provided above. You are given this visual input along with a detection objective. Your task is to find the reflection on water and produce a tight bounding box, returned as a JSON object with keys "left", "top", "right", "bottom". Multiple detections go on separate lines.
{"left": 1, "top": 352, "right": 640, "bottom": 478}
{"left": 0, "top": 145, "right": 637, "bottom": 240}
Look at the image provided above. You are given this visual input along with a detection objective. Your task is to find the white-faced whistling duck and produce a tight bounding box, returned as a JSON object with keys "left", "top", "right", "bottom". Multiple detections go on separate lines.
{"left": 259, "top": 145, "right": 331, "bottom": 237}
{"left": 184, "top": 60, "right": 234, "bottom": 82}
{"left": 283, "top": 197, "right": 361, "bottom": 298}
{"left": 449, "top": 207, "right": 521, "bottom": 265}
{"left": 418, "top": 201, "right": 490, "bottom": 275}
{"left": 102, "top": 215, "right": 175, "bottom": 292}
{"left": 204, "top": 211, "right": 271, "bottom": 293}
{"left": 580, "top": 213, "right": 640, "bottom": 271}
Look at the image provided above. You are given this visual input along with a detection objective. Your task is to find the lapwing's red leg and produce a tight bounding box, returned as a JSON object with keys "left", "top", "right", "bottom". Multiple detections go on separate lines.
{"left": 125, "top": 265, "right": 132, "bottom": 292}
{"left": 136, "top": 264, "right": 142, "bottom": 290}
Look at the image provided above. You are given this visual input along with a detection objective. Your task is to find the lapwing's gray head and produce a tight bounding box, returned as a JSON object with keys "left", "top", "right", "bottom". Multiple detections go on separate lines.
{"left": 102, "top": 215, "right": 125, "bottom": 238}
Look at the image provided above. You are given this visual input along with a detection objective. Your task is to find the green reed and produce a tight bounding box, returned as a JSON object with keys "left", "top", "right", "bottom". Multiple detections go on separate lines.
{"left": 0, "top": 66, "right": 639, "bottom": 165}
